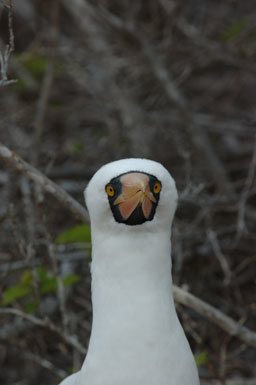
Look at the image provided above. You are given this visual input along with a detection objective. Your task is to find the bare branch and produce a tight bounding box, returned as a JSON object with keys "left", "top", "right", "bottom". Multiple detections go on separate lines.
{"left": 32, "top": 62, "right": 54, "bottom": 165}
{"left": 0, "top": 0, "right": 17, "bottom": 86}
{"left": 137, "top": 36, "right": 233, "bottom": 194}
{"left": 0, "top": 307, "right": 86, "bottom": 354}
{"left": 1, "top": 146, "right": 255, "bottom": 348}
{"left": 19, "top": 350, "right": 67, "bottom": 378}
{"left": 0, "top": 143, "right": 89, "bottom": 223}
{"left": 173, "top": 285, "right": 256, "bottom": 348}
{"left": 47, "top": 238, "right": 70, "bottom": 334}
{"left": 237, "top": 135, "right": 256, "bottom": 237}
{"left": 75, "top": 2, "right": 233, "bottom": 194}
{"left": 2, "top": 284, "right": 256, "bottom": 352}
{"left": 8, "top": 0, "right": 15, "bottom": 51}
{"left": 207, "top": 229, "right": 231, "bottom": 285}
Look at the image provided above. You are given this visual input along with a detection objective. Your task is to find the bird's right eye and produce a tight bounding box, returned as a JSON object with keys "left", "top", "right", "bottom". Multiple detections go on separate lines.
{"left": 106, "top": 184, "right": 115, "bottom": 197}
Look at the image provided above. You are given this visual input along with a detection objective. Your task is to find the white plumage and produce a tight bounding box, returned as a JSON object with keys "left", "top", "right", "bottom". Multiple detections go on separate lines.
{"left": 60, "top": 158, "right": 200, "bottom": 385}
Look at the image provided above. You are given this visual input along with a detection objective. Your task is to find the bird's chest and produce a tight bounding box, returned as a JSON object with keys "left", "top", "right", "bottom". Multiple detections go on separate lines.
{"left": 79, "top": 323, "right": 198, "bottom": 385}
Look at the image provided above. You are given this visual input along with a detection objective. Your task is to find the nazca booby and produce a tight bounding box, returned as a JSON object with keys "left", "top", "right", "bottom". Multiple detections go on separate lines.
{"left": 60, "top": 158, "right": 200, "bottom": 385}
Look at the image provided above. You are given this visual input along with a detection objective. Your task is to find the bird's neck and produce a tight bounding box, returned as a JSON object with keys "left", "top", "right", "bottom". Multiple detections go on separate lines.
{"left": 88, "top": 227, "right": 177, "bottom": 341}
{"left": 80, "top": 226, "right": 199, "bottom": 385}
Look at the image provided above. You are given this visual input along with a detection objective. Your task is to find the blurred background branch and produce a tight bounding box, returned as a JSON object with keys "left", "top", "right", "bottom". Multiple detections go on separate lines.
{"left": 0, "top": 0, "right": 16, "bottom": 86}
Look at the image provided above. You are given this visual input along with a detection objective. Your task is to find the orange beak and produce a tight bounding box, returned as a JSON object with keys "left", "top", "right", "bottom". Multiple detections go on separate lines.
{"left": 113, "top": 172, "right": 156, "bottom": 220}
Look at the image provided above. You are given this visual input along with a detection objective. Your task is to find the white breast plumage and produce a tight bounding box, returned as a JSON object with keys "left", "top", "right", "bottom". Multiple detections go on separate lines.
{"left": 59, "top": 158, "right": 200, "bottom": 385}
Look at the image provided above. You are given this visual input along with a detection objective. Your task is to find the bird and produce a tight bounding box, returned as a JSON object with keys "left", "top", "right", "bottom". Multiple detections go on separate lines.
{"left": 59, "top": 158, "right": 200, "bottom": 385}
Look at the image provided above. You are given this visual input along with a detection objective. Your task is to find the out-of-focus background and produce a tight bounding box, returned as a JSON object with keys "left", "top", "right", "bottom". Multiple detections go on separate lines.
{"left": 0, "top": 1, "right": 256, "bottom": 384}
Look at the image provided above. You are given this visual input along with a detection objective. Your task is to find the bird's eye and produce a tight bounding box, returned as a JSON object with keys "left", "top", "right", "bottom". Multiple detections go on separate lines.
{"left": 153, "top": 182, "right": 161, "bottom": 194}
{"left": 106, "top": 184, "right": 115, "bottom": 197}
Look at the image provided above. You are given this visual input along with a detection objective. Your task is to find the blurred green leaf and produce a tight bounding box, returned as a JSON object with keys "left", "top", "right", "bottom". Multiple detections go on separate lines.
{"left": 68, "top": 140, "right": 84, "bottom": 154}
{"left": 20, "top": 53, "right": 49, "bottom": 77}
{"left": 39, "top": 276, "right": 57, "bottom": 294}
{"left": 56, "top": 224, "right": 91, "bottom": 244}
{"left": 20, "top": 269, "right": 33, "bottom": 285}
{"left": 2, "top": 284, "right": 32, "bottom": 305}
{"left": 39, "top": 273, "right": 80, "bottom": 294}
{"left": 17, "top": 52, "right": 65, "bottom": 81}
{"left": 63, "top": 274, "right": 80, "bottom": 287}
{"left": 2, "top": 266, "right": 80, "bottom": 306}
{"left": 194, "top": 351, "right": 207, "bottom": 367}
{"left": 37, "top": 266, "right": 49, "bottom": 281}
{"left": 24, "top": 300, "right": 38, "bottom": 314}
{"left": 220, "top": 21, "right": 248, "bottom": 41}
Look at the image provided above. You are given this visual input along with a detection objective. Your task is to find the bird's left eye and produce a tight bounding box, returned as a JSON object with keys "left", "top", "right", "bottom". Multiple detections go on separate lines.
{"left": 106, "top": 184, "right": 115, "bottom": 197}
{"left": 153, "top": 182, "right": 161, "bottom": 194}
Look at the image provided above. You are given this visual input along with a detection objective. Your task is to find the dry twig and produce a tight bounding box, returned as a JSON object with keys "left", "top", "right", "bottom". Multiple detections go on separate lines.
{"left": 0, "top": 307, "right": 86, "bottom": 354}
{"left": 1, "top": 143, "right": 256, "bottom": 349}
{"left": 207, "top": 229, "right": 231, "bottom": 285}
{"left": 47, "top": 237, "right": 70, "bottom": 334}
{"left": 32, "top": 62, "right": 54, "bottom": 165}
{"left": 0, "top": 0, "right": 17, "bottom": 86}
{"left": 173, "top": 285, "right": 256, "bottom": 348}
{"left": 0, "top": 143, "right": 89, "bottom": 223}
{"left": 236, "top": 136, "right": 256, "bottom": 237}
{"left": 76, "top": 1, "right": 233, "bottom": 194}
{"left": 2, "top": 285, "right": 256, "bottom": 352}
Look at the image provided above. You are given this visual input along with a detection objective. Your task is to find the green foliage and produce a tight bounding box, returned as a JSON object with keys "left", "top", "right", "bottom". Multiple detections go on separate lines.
{"left": 1, "top": 267, "right": 80, "bottom": 310}
{"left": 16, "top": 52, "right": 65, "bottom": 83}
{"left": 62, "top": 274, "right": 80, "bottom": 286}
{"left": 56, "top": 224, "right": 91, "bottom": 244}
{"left": 24, "top": 301, "right": 38, "bottom": 314}
{"left": 68, "top": 140, "right": 85, "bottom": 154}
{"left": 2, "top": 284, "right": 32, "bottom": 305}
{"left": 220, "top": 21, "right": 248, "bottom": 41}
{"left": 39, "top": 275, "right": 58, "bottom": 294}
{"left": 20, "top": 53, "right": 49, "bottom": 78}
{"left": 38, "top": 268, "right": 80, "bottom": 294}
{"left": 194, "top": 351, "right": 207, "bottom": 367}
{"left": 36, "top": 266, "right": 49, "bottom": 282}
{"left": 20, "top": 269, "right": 33, "bottom": 285}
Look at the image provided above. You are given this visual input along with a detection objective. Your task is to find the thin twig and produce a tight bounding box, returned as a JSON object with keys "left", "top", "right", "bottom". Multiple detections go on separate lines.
{"left": 207, "top": 229, "right": 231, "bottom": 285}
{"left": 0, "top": 0, "right": 17, "bottom": 86}
{"left": 138, "top": 36, "right": 233, "bottom": 194}
{"left": 74, "top": 1, "right": 233, "bottom": 194}
{"left": 0, "top": 307, "right": 86, "bottom": 354}
{"left": 32, "top": 0, "right": 58, "bottom": 167}
{"left": 173, "top": 285, "right": 256, "bottom": 348}
{"left": 20, "top": 176, "right": 40, "bottom": 301}
{"left": 1, "top": 144, "right": 256, "bottom": 348}
{"left": 2, "top": 287, "right": 256, "bottom": 351}
{"left": 0, "top": 143, "right": 90, "bottom": 223}
{"left": 32, "top": 62, "right": 54, "bottom": 166}
{"left": 237, "top": 135, "right": 256, "bottom": 237}
{"left": 47, "top": 238, "right": 70, "bottom": 334}
{"left": 10, "top": 348, "right": 67, "bottom": 378}
{"left": 8, "top": 0, "right": 15, "bottom": 51}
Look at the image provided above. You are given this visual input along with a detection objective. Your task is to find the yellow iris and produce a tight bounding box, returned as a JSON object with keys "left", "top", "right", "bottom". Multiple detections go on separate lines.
{"left": 106, "top": 184, "right": 115, "bottom": 197}
{"left": 153, "top": 182, "right": 161, "bottom": 194}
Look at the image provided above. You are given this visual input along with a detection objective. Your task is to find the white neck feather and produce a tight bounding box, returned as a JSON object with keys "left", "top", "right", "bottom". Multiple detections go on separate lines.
{"left": 79, "top": 227, "right": 196, "bottom": 385}
{"left": 90, "top": 228, "right": 175, "bottom": 329}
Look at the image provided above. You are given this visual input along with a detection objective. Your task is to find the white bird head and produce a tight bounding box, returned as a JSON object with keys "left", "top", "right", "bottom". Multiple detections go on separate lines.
{"left": 84, "top": 158, "right": 178, "bottom": 235}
